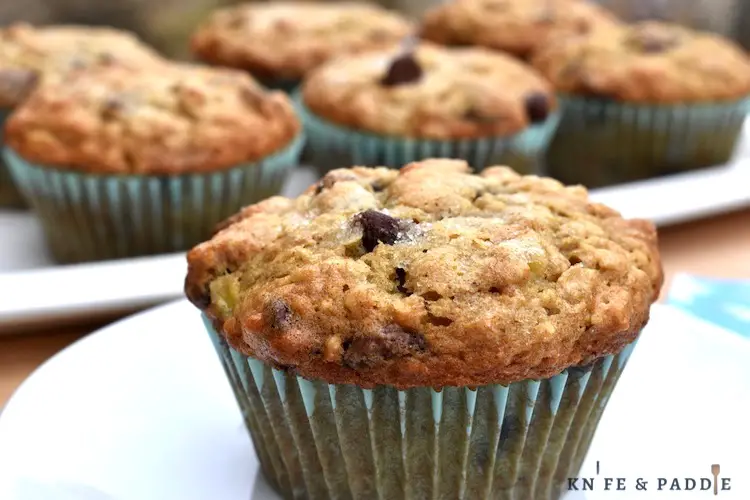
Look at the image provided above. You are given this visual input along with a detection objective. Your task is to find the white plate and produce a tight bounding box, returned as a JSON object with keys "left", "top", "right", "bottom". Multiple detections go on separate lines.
{"left": 0, "top": 301, "right": 747, "bottom": 500}
{"left": 3, "top": 138, "right": 750, "bottom": 333}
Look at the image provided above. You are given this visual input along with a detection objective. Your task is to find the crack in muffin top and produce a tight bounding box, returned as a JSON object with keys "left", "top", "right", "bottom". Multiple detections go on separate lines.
{"left": 0, "top": 23, "right": 164, "bottom": 108}
{"left": 4, "top": 63, "right": 301, "bottom": 174}
{"left": 191, "top": 1, "right": 413, "bottom": 81}
{"left": 185, "top": 159, "right": 663, "bottom": 389}
{"left": 419, "top": 0, "right": 620, "bottom": 59}
{"left": 532, "top": 21, "right": 750, "bottom": 102}
{"left": 302, "top": 43, "right": 558, "bottom": 139}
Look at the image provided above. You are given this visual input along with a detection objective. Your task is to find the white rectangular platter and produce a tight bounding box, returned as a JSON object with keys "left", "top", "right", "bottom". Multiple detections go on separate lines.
{"left": 2, "top": 129, "right": 750, "bottom": 333}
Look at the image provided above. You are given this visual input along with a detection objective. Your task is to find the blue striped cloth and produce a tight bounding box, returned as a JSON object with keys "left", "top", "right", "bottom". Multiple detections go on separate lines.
{"left": 667, "top": 274, "right": 750, "bottom": 339}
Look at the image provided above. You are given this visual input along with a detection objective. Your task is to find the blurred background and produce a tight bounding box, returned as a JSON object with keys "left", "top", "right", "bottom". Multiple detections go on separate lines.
{"left": 3, "top": 0, "right": 750, "bottom": 59}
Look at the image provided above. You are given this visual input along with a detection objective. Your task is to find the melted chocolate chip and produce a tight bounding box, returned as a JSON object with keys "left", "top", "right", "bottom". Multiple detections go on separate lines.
{"left": 524, "top": 92, "right": 550, "bottom": 123}
{"left": 380, "top": 52, "right": 423, "bottom": 87}
{"left": 343, "top": 324, "right": 425, "bottom": 368}
{"left": 264, "top": 299, "right": 292, "bottom": 331}
{"left": 354, "top": 210, "right": 402, "bottom": 252}
{"left": 315, "top": 171, "right": 358, "bottom": 194}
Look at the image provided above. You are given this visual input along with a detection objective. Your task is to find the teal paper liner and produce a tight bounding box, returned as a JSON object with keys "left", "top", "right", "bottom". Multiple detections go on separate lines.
{"left": 546, "top": 95, "right": 750, "bottom": 189}
{"left": 203, "top": 316, "right": 637, "bottom": 500}
{"left": 3, "top": 135, "right": 304, "bottom": 263}
{"left": 293, "top": 92, "right": 561, "bottom": 176}
{"left": 0, "top": 108, "right": 26, "bottom": 209}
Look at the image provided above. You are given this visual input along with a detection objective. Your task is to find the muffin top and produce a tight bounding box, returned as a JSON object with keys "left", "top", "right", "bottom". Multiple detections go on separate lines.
{"left": 0, "top": 23, "right": 164, "bottom": 108}
{"left": 185, "top": 159, "right": 663, "bottom": 389}
{"left": 302, "top": 43, "right": 557, "bottom": 139}
{"left": 190, "top": 1, "right": 413, "bottom": 81}
{"left": 5, "top": 63, "right": 301, "bottom": 175}
{"left": 419, "top": 0, "right": 619, "bottom": 59}
{"left": 532, "top": 21, "right": 750, "bottom": 102}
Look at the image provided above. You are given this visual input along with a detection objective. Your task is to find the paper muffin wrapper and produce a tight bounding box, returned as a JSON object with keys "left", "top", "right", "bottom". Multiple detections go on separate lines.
{"left": 293, "top": 92, "right": 561, "bottom": 176}
{"left": 546, "top": 95, "right": 750, "bottom": 189}
{"left": 204, "top": 317, "right": 637, "bottom": 500}
{"left": 0, "top": 108, "right": 26, "bottom": 209}
{"left": 3, "top": 135, "right": 304, "bottom": 263}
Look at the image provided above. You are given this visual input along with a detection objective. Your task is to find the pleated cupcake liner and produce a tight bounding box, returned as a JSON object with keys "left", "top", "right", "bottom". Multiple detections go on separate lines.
{"left": 203, "top": 316, "right": 637, "bottom": 500}
{"left": 0, "top": 108, "right": 26, "bottom": 209}
{"left": 546, "top": 95, "right": 750, "bottom": 189}
{"left": 293, "top": 92, "right": 561, "bottom": 176}
{"left": 3, "top": 134, "right": 304, "bottom": 263}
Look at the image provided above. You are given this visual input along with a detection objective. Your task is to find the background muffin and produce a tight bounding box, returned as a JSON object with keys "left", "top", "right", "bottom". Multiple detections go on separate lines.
{"left": 4, "top": 62, "right": 303, "bottom": 263}
{"left": 190, "top": 1, "right": 413, "bottom": 90}
{"left": 0, "top": 22, "right": 164, "bottom": 208}
{"left": 297, "top": 42, "right": 560, "bottom": 175}
{"left": 186, "top": 159, "right": 663, "bottom": 500}
{"left": 419, "top": 0, "right": 621, "bottom": 60}
{"left": 533, "top": 21, "right": 750, "bottom": 188}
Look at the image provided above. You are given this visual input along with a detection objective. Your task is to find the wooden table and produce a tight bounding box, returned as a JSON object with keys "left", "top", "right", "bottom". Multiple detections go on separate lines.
{"left": 2, "top": 209, "right": 750, "bottom": 406}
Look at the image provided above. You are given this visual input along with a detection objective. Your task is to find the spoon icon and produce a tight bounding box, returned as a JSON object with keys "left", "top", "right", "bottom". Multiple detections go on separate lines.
{"left": 711, "top": 464, "right": 720, "bottom": 496}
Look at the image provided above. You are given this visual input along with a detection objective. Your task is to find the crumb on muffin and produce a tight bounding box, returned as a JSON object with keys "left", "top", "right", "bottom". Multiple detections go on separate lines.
{"left": 302, "top": 43, "right": 557, "bottom": 139}
{"left": 4, "top": 63, "right": 301, "bottom": 174}
{"left": 191, "top": 1, "right": 413, "bottom": 81}
{"left": 0, "top": 22, "right": 164, "bottom": 107}
{"left": 532, "top": 21, "right": 750, "bottom": 102}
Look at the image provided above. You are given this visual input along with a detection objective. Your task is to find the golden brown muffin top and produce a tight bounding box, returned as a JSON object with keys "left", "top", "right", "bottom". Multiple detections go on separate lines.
{"left": 185, "top": 159, "right": 663, "bottom": 389}
{"left": 532, "top": 21, "right": 750, "bottom": 102}
{"left": 0, "top": 23, "right": 164, "bottom": 108}
{"left": 419, "top": 0, "right": 620, "bottom": 59}
{"left": 5, "top": 63, "right": 301, "bottom": 175}
{"left": 190, "top": 1, "right": 413, "bottom": 81}
{"left": 302, "top": 43, "right": 557, "bottom": 139}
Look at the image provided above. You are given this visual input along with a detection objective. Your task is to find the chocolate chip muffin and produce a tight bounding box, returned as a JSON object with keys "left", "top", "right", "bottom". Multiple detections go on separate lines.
{"left": 4, "top": 62, "right": 304, "bottom": 263}
{"left": 419, "top": 0, "right": 620, "bottom": 60}
{"left": 532, "top": 21, "right": 750, "bottom": 188}
{"left": 297, "top": 43, "right": 560, "bottom": 175}
{"left": 186, "top": 159, "right": 663, "bottom": 500}
{"left": 0, "top": 22, "right": 164, "bottom": 208}
{"left": 190, "top": 1, "right": 413, "bottom": 91}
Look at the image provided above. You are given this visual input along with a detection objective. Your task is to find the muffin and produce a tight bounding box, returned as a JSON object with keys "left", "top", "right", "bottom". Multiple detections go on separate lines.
{"left": 532, "top": 21, "right": 750, "bottom": 188}
{"left": 419, "top": 0, "right": 620, "bottom": 60}
{"left": 0, "top": 22, "right": 164, "bottom": 209}
{"left": 4, "top": 63, "right": 303, "bottom": 263}
{"left": 190, "top": 1, "right": 413, "bottom": 91}
{"left": 297, "top": 43, "right": 560, "bottom": 176}
{"left": 185, "top": 159, "right": 663, "bottom": 500}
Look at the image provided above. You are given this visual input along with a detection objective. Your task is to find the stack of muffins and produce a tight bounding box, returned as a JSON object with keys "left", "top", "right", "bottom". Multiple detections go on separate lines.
{"left": 0, "top": 3, "right": 675, "bottom": 500}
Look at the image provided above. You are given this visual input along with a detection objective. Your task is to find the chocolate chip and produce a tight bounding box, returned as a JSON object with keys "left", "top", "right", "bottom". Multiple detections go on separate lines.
{"left": 640, "top": 36, "right": 675, "bottom": 53}
{"left": 264, "top": 299, "right": 292, "bottom": 331}
{"left": 0, "top": 68, "right": 39, "bottom": 104}
{"left": 395, "top": 267, "right": 408, "bottom": 294}
{"left": 380, "top": 52, "right": 423, "bottom": 87}
{"left": 315, "top": 171, "right": 358, "bottom": 194}
{"left": 353, "top": 210, "right": 402, "bottom": 252}
{"left": 343, "top": 324, "right": 425, "bottom": 368}
{"left": 524, "top": 92, "right": 550, "bottom": 123}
